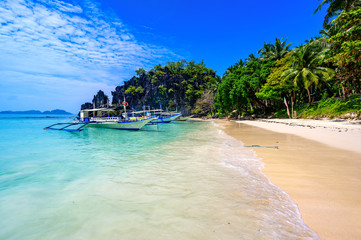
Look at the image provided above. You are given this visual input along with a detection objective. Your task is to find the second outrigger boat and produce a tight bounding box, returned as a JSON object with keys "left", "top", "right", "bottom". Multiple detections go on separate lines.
{"left": 77, "top": 108, "right": 156, "bottom": 130}
{"left": 149, "top": 109, "right": 182, "bottom": 123}
{"left": 131, "top": 109, "right": 182, "bottom": 123}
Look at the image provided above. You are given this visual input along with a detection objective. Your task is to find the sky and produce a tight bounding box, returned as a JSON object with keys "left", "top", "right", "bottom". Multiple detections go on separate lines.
{"left": 0, "top": 0, "right": 327, "bottom": 113}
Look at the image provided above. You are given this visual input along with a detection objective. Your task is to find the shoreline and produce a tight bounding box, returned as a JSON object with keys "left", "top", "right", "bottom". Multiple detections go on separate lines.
{"left": 238, "top": 119, "right": 361, "bottom": 154}
{"left": 214, "top": 119, "right": 361, "bottom": 240}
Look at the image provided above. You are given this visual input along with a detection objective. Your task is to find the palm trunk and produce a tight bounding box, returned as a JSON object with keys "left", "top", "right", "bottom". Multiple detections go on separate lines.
{"left": 307, "top": 88, "right": 312, "bottom": 104}
{"left": 345, "top": 0, "right": 350, "bottom": 11}
{"left": 291, "top": 95, "right": 294, "bottom": 118}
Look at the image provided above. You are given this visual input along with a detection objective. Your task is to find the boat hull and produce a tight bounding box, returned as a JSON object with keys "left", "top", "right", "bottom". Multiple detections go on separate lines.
{"left": 176, "top": 115, "right": 193, "bottom": 121}
{"left": 85, "top": 117, "right": 155, "bottom": 130}
{"left": 152, "top": 113, "right": 182, "bottom": 123}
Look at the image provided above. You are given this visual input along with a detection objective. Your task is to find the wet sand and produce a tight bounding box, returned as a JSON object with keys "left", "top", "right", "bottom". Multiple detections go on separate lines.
{"left": 218, "top": 120, "right": 361, "bottom": 240}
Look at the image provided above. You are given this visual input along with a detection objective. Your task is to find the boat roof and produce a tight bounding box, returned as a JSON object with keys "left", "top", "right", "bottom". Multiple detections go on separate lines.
{"left": 132, "top": 109, "right": 164, "bottom": 114}
{"left": 80, "top": 108, "right": 115, "bottom": 112}
{"left": 80, "top": 108, "right": 180, "bottom": 114}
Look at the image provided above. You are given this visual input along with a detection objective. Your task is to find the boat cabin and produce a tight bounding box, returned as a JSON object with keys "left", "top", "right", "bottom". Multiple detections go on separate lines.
{"left": 79, "top": 108, "right": 119, "bottom": 122}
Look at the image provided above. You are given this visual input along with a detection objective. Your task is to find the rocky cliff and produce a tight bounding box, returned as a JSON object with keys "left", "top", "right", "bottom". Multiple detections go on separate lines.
{"left": 92, "top": 90, "right": 109, "bottom": 108}
{"left": 81, "top": 90, "right": 109, "bottom": 110}
{"left": 81, "top": 61, "right": 219, "bottom": 116}
{"left": 111, "top": 61, "right": 219, "bottom": 115}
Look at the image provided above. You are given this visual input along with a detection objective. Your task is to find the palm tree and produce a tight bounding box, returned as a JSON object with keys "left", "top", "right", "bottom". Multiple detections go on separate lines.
{"left": 258, "top": 38, "right": 291, "bottom": 61}
{"left": 223, "top": 59, "right": 244, "bottom": 77}
{"left": 319, "top": 23, "right": 342, "bottom": 38}
{"left": 247, "top": 53, "right": 259, "bottom": 62}
{"left": 314, "top": 0, "right": 361, "bottom": 27}
{"left": 282, "top": 44, "right": 335, "bottom": 104}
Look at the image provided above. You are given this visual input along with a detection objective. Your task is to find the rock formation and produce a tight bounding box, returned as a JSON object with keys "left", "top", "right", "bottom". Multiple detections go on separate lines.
{"left": 92, "top": 90, "right": 109, "bottom": 108}
{"left": 81, "top": 102, "right": 93, "bottom": 110}
{"left": 81, "top": 61, "right": 218, "bottom": 116}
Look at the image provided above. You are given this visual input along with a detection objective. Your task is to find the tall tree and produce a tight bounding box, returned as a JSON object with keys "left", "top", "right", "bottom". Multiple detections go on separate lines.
{"left": 314, "top": 0, "right": 361, "bottom": 27}
{"left": 257, "top": 54, "right": 297, "bottom": 102}
{"left": 282, "top": 44, "right": 335, "bottom": 104}
{"left": 223, "top": 60, "right": 244, "bottom": 77}
{"left": 215, "top": 56, "right": 274, "bottom": 114}
{"left": 325, "top": 8, "right": 361, "bottom": 94}
{"left": 258, "top": 38, "right": 291, "bottom": 61}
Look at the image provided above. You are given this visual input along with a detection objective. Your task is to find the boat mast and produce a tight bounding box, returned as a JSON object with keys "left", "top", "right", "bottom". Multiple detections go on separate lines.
{"left": 123, "top": 96, "right": 127, "bottom": 119}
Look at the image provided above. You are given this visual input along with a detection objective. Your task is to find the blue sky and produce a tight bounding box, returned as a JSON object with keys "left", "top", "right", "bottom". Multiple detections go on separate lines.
{"left": 0, "top": 0, "right": 327, "bottom": 113}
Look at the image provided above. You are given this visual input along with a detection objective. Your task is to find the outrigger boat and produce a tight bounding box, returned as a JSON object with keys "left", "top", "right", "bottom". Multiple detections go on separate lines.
{"left": 150, "top": 109, "right": 182, "bottom": 123}
{"left": 131, "top": 109, "right": 182, "bottom": 124}
{"left": 45, "top": 104, "right": 156, "bottom": 132}
{"left": 76, "top": 107, "right": 156, "bottom": 130}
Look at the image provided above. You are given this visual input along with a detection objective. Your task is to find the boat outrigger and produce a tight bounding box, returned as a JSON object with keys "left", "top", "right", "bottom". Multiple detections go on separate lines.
{"left": 149, "top": 109, "right": 182, "bottom": 123}
{"left": 176, "top": 115, "right": 193, "bottom": 121}
{"left": 45, "top": 106, "right": 156, "bottom": 132}
{"left": 45, "top": 122, "right": 89, "bottom": 132}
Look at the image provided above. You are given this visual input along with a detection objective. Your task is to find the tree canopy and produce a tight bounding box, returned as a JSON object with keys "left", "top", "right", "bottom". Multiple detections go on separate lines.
{"left": 326, "top": 8, "right": 361, "bottom": 92}
{"left": 314, "top": 0, "right": 361, "bottom": 27}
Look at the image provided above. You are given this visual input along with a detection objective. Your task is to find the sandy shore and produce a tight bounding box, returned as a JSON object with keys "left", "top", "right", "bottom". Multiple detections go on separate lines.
{"left": 240, "top": 119, "right": 361, "bottom": 154}
{"left": 216, "top": 119, "right": 361, "bottom": 240}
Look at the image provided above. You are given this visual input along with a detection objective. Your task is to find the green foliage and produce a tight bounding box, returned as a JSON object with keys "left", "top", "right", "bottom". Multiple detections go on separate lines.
{"left": 273, "top": 95, "right": 361, "bottom": 119}
{"left": 282, "top": 43, "right": 335, "bottom": 103}
{"left": 168, "top": 100, "right": 175, "bottom": 109}
{"left": 300, "top": 95, "right": 361, "bottom": 118}
{"left": 215, "top": 56, "right": 274, "bottom": 114}
{"left": 114, "top": 60, "right": 218, "bottom": 115}
{"left": 151, "top": 70, "right": 166, "bottom": 84}
{"left": 258, "top": 38, "right": 291, "bottom": 61}
{"left": 124, "top": 86, "right": 137, "bottom": 95}
{"left": 158, "top": 85, "right": 167, "bottom": 96}
{"left": 125, "top": 86, "right": 144, "bottom": 95}
{"left": 223, "top": 59, "right": 244, "bottom": 77}
{"left": 166, "top": 60, "right": 187, "bottom": 75}
{"left": 257, "top": 55, "right": 296, "bottom": 100}
{"left": 314, "top": 0, "right": 361, "bottom": 27}
{"left": 135, "top": 68, "right": 146, "bottom": 76}
{"left": 192, "top": 91, "right": 215, "bottom": 116}
{"left": 135, "top": 86, "right": 144, "bottom": 94}
{"left": 326, "top": 8, "right": 361, "bottom": 88}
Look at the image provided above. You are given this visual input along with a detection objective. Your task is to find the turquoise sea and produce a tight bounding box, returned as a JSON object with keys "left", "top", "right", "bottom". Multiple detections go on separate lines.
{"left": 0, "top": 115, "right": 320, "bottom": 239}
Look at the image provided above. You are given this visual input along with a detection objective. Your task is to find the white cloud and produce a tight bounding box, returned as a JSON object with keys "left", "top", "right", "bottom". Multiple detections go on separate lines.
{"left": 0, "top": 0, "right": 181, "bottom": 112}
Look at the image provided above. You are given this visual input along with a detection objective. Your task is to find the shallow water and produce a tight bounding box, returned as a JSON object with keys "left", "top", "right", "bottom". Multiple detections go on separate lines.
{"left": 0, "top": 115, "right": 320, "bottom": 239}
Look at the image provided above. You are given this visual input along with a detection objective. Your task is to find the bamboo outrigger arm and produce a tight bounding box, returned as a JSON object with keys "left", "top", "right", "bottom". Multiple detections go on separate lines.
{"left": 44, "top": 122, "right": 88, "bottom": 132}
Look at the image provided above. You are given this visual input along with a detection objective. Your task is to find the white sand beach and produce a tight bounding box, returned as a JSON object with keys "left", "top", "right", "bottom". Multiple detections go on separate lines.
{"left": 218, "top": 119, "right": 361, "bottom": 240}
{"left": 239, "top": 119, "right": 361, "bottom": 154}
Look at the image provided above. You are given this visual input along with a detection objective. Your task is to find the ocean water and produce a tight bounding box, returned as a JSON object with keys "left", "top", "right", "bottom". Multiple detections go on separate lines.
{"left": 0, "top": 115, "right": 320, "bottom": 240}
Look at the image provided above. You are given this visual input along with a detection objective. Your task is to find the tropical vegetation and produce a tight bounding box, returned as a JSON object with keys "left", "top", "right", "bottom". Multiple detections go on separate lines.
{"left": 83, "top": 1, "right": 361, "bottom": 119}
{"left": 214, "top": 2, "right": 361, "bottom": 119}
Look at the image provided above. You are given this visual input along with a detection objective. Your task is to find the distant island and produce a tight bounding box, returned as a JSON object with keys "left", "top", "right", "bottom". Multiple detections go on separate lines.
{"left": 0, "top": 109, "right": 73, "bottom": 115}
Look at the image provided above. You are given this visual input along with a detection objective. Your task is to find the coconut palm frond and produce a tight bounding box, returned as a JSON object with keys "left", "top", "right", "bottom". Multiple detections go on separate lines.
{"left": 315, "top": 0, "right": 361, "bottom": 27}
{"left": 314, "top": 0, "right": 329, "bottom": 14}
{"left": 282, "top": 69, "right": 297, "bottom": 82}
{"left": 258, "top": 38, "right": 291, "bottom": 61}
{"left": 282, "top": 43, "right": 335, "bottom": 103}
